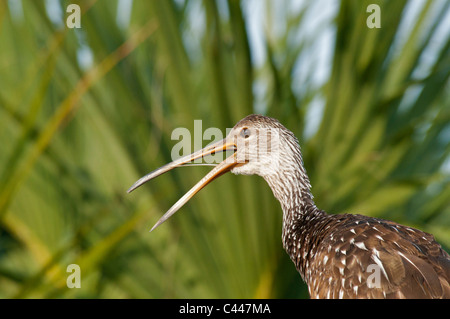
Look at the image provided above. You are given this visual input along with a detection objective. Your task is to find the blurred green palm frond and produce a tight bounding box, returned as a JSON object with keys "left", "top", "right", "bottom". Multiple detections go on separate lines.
{"left": 0, "top": 0, "right": 448, "bottom": 298}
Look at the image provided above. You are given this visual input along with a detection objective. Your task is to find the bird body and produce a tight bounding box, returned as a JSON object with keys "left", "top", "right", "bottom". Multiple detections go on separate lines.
{"left": 284, "top": 210, "right": 450, "bottom": 298}
{"left": 128, "top": 114, "right": 450, "bottom": 299}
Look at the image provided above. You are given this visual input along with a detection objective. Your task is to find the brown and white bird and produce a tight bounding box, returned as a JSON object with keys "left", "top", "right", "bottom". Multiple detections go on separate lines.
{"left": 128, "top": 114, "right": 450, "bottom": 299}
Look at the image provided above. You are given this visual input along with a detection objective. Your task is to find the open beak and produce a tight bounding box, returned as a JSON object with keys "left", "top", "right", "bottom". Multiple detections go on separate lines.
{"left": 127, "top": 138, "right": 238, "bottom": 232}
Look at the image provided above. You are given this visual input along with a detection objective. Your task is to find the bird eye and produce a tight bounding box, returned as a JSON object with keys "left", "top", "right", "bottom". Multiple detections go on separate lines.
{"left": 241, "top": 128, "right": 251, "bottom": 139}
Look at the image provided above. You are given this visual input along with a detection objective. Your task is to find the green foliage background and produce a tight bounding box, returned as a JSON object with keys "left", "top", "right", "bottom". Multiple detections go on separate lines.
{"left": 0, "top": 0, "right": 449, "bottom": 298}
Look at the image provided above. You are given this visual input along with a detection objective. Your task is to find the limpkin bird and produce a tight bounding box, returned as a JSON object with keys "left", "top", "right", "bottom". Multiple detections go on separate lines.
{"left": 128, "top": 114, "right": 450, "bottom": 299}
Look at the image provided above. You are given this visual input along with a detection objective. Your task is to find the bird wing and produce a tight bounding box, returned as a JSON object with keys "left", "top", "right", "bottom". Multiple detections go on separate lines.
{"left": 308, "top": 214, "right": 450, "bottom": 299}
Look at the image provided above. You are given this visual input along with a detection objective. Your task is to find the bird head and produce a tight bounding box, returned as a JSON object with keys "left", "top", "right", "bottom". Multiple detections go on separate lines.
{"left": 228, "top": 114, "right": 286, "bottom": 177}
{"left": 127, "top": 114, "right": 297, "bottom": 231}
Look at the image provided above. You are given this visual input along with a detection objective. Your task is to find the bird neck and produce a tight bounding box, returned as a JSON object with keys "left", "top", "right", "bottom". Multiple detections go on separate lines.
{"left": 263, "top": 156, "right": 328, "bottom": 280}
